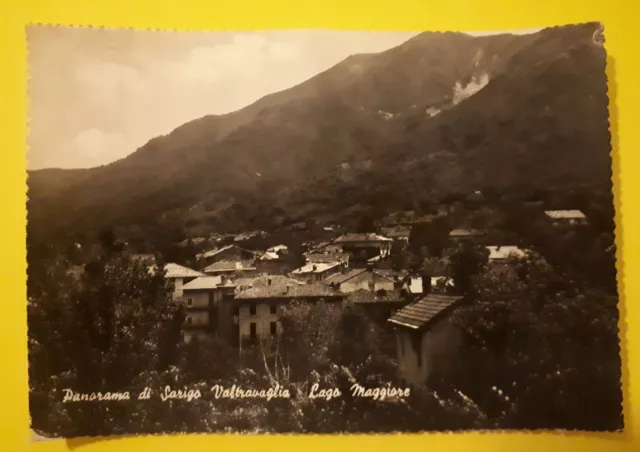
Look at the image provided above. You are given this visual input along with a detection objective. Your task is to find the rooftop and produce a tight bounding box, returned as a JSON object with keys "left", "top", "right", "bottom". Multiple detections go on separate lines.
{"left": 323, "top": 268, "right": 397, "bottom": 286}
{"left": 182, "top": 276, "right": 235, "bottom": 291}
{"left": 544, "top": 210, "right": 587, "bottom": 219}
{"left": 335, "top": 233, "right": 393, "bottom": 243}
{"left": 235, "top": 283, "right": 343, "bottom": 300}
{"left": 258, "top": 251, "right": 282, "bottom": 261}
{"left": 204, "top": 259, "right": 257, "bottom": 272}
{"left": 387, "top": 293, "right": 464, "bottom": 330}
{"left": 151, "top": 263, "right": 205, "bottom": 279}
{"left": 304, "top": 252, "right": 349, "bottom": 264}
{"left": 486, "top": 245, "right": 528, "bottom": 260}
{"left": 234, "top": 275, "right": 304, "bottom": 290}
{"left": 291, "top": 262, "right": 342, "bottom": 274}
{"left": 200, "top": 244, "right": 255, "bottom": 260}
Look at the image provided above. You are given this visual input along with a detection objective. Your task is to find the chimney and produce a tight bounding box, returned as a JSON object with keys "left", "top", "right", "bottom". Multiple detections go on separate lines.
{"left": 285, "top": 284, "right": 291, "bottom": 294}
{"left": 221, "top": 275, "right": 227, "bottom": 285}
{"left": 366, "top": 262, "right": 374, "bottom": 272}
{"left": 312, "top": 265, "right": 317, "bottom": 271}
{"left": 421, "top": 272, "right": 431, "bottom": 295}
{"left": 268, "top": 277, "right": 272, "bottom": 286}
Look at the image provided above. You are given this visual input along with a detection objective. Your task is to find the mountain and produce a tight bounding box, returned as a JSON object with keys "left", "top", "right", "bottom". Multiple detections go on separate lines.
{"left": 27, "top": 23, "right": 611, "bottom": 243}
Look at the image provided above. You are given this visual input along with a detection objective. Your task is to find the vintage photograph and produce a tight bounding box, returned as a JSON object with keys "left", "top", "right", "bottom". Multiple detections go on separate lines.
{"left": 26, "top": 23, "right": 622, "bottom": 438}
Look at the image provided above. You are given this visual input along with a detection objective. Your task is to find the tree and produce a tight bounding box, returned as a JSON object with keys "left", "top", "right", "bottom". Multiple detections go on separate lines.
{"left": 408, "top": 216, "right": 450, "bottom": 258}
{"left": 356, "top": 214, "right": 376, "bottom": 234}
{"left": 449, "top": 254, "right": 622, "bottom": 430}
{"left": 28, "top": 247, "right": 186, "bottom": 437}
{"left": 446, "top": 242, "right": 489, "bottom": 295}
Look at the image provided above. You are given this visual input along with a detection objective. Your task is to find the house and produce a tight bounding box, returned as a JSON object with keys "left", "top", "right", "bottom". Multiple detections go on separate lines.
{"left": 181, "top": 275, "right": 236, "bottom": 343}
{"left": 322, "top": 265, "right": 397, "bottom": 293}
{"left": 544, "top": 210, "right": 588, "bottom": 226}
{"left": 152, "top": 263, "right": 206, "bottom": 301}
{"left": 448, "top": 228, "right": 484, "bottom": 242}
{"left": 198, "top": 245, "right": 256, "bottom": 267}
{"left": 387, "top": 293, "right": 465, "bottom": 387}
{"left": 290, "top": 261, "right": 345, "bottom": 284}
{"left": 231, "top": 282, "right": 345, "bottom": 345}
{"left": 204, "top": 259, "right": 258, "bottom": 276}
{"left": 486, "top": 245, "right": 528, "bottom": 262}
{"left": 333, "top": 233, "right": 393, "bottom": 267}
{"left": 346, "top": 289, "right": 414, "bottom": 324}
{"left": 255, "top": 245, "right": 295, "bottom": 275}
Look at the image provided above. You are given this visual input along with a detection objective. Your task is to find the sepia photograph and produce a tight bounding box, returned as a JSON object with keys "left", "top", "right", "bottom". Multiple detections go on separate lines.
{"left": 26, "top": 22, "right": 622, "bottom": 438}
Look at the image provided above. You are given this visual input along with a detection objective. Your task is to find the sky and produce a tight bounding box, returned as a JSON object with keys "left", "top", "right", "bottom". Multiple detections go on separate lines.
{"left": 27, "top": 26, "right": 540, "bottom": 170}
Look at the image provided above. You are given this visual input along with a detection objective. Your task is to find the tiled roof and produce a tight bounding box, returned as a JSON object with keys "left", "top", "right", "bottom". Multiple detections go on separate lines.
{"left": 388, "top": 294, "right": 464, "bottom": 330}
{"left": 182, "top": 276, "right": 235, "bottom": 290}
{"left": 200, "top": 244, "right": 257, "bottom": 259}
{"left": 153, "top": 263, "right": 205, "bottom": 279}
{"left": 201, "top": 245, "right": 234, "bottom": 259}
{"left": 235, "top": 283, "right": 343, "bottom": 300}
{"left": 544, "top": 210, "right": 586, "bottom": 219}
{"left": 291, "top": 262, "right": 342, "bottom": 274}
{"left": 304, "top": 252, "right": 349, "bottom": 264}
{"left": 204, "top": 259, "right": 256, "bottom": 272}
{"left": 335, "top": 233, "right": 393, "bottom": 243}
{"left": 486, "top": 246, "right": 528, "bottom": 260}
{"left": 323, "top": 269, "right": 365, "bottom": 285}
{"left": 347, "top": 289, "right": 410, "bottom": 304}
{"left": 234, "top": 275, "right": 303, "bottom": 291}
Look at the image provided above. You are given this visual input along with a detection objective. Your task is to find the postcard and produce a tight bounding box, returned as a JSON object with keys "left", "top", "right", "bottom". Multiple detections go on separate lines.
{"left": 26, "top": 22, "right": 622, "bottom": 438}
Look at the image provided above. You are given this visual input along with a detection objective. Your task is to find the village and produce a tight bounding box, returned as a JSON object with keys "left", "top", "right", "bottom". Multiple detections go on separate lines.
{"left": 126, "top": 200, "right": 592, "bottom": 389}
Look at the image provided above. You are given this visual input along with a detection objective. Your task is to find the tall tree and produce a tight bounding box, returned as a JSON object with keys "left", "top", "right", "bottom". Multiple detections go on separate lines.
{"left": 449, "top": 254, "right": 622, "bottom": 430}
{"left": 28, "top": 247, "right": 185, "bottom": 437}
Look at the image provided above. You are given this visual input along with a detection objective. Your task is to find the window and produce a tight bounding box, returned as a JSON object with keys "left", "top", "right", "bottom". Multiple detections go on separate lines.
{"left": 249, "top": 304, "right": 257, "bottom": 315}
{"left": 250, "top": 322, "right": 257, "bottom": 339}
{"left": 270, "top": 305, "right": 277, "bottom": 314}
{"left": 187, "top": 298, "right": 193, "bottom": 307}
{"left": 270, "top": 322, "right": 277, "bottom": 335}
{"left": 186, "top": 316, "right": 192, "bottom": 325}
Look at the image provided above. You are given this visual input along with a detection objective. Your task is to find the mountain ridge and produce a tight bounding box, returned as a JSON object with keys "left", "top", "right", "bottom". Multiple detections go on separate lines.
{"left": 27, "top": 22, "right": 610, "bottom": 243}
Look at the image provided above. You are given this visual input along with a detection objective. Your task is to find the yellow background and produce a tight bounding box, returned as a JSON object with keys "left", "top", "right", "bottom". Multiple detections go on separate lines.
{"left": 1, "top": 0, "right": 638, "bottom": 450}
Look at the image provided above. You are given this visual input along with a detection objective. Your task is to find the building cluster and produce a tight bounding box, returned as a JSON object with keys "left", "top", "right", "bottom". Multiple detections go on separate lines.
{"left": 151, "top": 206, "right": 588, "bottom": 388}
